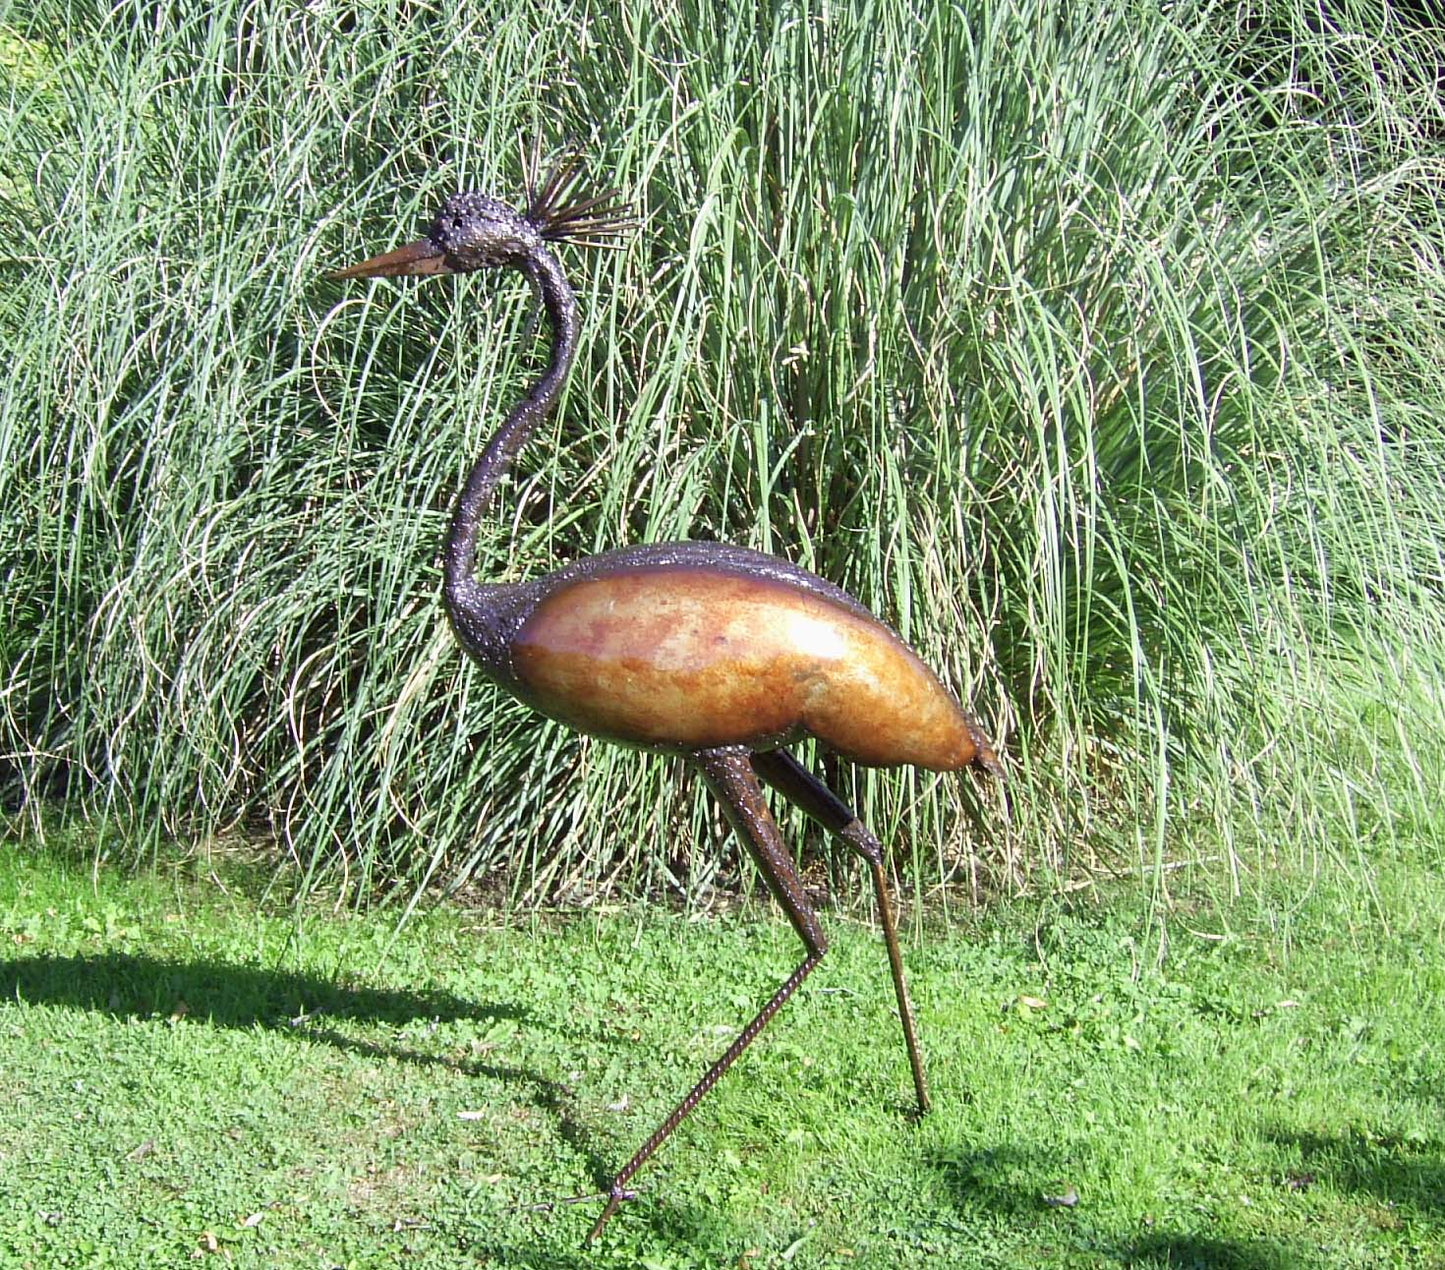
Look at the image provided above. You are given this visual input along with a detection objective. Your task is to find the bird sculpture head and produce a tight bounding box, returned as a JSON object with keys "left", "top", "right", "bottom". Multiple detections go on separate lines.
{"left": 333, "top": 153, "right": 631, "bottom": 280}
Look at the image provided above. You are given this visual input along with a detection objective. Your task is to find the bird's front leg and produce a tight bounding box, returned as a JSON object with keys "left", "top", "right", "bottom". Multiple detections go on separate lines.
{"left": 586, "top": 747, "right": 828, "bottom": 1242}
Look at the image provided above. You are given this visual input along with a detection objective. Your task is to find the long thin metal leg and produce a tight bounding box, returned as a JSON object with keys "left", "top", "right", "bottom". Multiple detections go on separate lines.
{"left": 751, "top": 748, "right": 931, "bottom": 1115}
{"left": 587, "top": 747, "right": 829, "bottom": 1243}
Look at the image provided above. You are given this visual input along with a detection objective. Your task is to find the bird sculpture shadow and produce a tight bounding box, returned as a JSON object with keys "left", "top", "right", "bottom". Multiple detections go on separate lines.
{"left": 332, "top": 149, "right": 1001, "bottom": 1241}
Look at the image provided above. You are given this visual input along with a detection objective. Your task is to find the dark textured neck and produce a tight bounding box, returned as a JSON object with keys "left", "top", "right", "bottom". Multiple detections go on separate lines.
{"left": 443, "top": 246, "right": 578, "bottom": 608}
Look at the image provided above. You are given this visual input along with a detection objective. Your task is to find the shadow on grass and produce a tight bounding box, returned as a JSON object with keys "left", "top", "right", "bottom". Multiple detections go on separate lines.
{"left": 0, "top": 950, "right": 620, "bottom": 1191}
{"left": 926, "top": 1145, "right": 1309, "bottom": 1268}
{"left": 1264, "top": 1125, "right": 1445, "bottom": 1218}
{"left": 451, "top": 1195, "right": 745, "bottom": 1268}
{"left": 1115, "top": 1233, "right": 1310, "bottom": 1268}
{"left": 0, "top": 948, "right": 519, "bottom": 1032}
{"left": 927, "top": 1143, "right": 1065, "bottom": 1218}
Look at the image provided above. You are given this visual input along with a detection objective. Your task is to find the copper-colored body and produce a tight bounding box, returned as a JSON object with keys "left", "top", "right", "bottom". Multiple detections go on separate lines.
{"left": 513, "top": 565, "right": 981, "bottom": 769}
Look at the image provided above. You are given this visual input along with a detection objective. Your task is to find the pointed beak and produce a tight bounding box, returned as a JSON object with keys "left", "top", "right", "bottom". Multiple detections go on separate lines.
{"left": 329, "top": 238, "right": 453, "bottom": 280}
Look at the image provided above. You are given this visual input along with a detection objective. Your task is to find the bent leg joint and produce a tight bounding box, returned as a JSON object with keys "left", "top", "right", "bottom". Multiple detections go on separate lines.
{"left": 841, "top": 817, "right": 883, "bottom": 865}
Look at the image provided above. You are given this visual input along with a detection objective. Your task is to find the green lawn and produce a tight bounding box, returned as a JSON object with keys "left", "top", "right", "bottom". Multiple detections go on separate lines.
{"left": 2, "top": 838, "right": 1440, "bottom": 1268}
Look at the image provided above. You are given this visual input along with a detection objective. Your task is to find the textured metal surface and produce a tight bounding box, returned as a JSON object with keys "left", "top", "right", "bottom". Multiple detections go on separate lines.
{"left": 339, "top": 171, "right": 1002, "bottom": 1242}
{"left": 509, "top": 564, "right": 986, "bottom": 770}
{"left": 442, "top": 245, "right": 578, "bottom": 615}
{"left": 587, "top": 748, "right": 826, "bottom": 1242}
{"left": 753, "top": 749, "right": 931, "bottom": 1114}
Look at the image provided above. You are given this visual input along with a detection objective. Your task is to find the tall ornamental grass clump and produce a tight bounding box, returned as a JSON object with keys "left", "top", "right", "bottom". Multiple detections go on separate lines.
{"left": 2, "top": 0, "right": 1442, "bottom": 902}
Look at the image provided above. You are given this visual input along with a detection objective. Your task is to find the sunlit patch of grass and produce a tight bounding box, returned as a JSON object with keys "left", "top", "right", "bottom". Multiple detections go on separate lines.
{"left": 1, "top": 834, "right": 1442, "bottom": 1266}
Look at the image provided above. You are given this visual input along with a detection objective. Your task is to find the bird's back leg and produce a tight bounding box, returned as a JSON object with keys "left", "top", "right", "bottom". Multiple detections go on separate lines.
{"left": 751, "top": 748, "right": 931, "bottom": 1115}
{"left": 587, "top": 746, "right": 828, "bottom": 1242}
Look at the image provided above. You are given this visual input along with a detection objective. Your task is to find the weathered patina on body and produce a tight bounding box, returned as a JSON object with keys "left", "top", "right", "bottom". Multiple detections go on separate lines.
{"left": 513, "top": 564, "right": 986, "bottom": 769}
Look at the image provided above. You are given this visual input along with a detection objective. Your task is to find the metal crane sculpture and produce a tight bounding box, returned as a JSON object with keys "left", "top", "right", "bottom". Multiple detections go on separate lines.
{"left": 334, "top": 155, "right": 1002, "bottom": 1241}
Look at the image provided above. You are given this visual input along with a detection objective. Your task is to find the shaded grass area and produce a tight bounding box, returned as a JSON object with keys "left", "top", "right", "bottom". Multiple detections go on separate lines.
{"left": 1, "top": 837, "right": 1441, "bottom": 1267}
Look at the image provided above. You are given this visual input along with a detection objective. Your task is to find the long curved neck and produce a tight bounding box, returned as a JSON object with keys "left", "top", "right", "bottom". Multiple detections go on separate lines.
{"left": 443, "top": 246, "right": 579, "bottom": 607}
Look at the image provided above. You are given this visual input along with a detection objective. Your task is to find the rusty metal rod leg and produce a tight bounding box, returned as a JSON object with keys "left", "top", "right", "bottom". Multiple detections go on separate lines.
{"left": 751, "top": 748, "right": 931, "bottom": 1115}
{"left": 587, "top": 952, "right": 823, "bottom": 1242}
{"left": 864, "top": 853, "right": 930, "bottom": 1114}
{"left": 589, "top": 748, "right": 829, "bottom": 1243}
